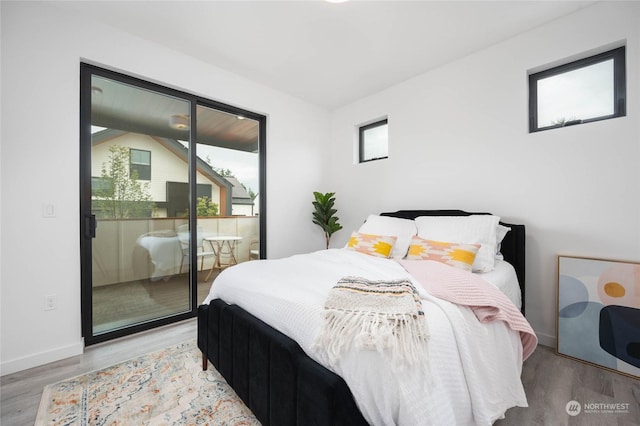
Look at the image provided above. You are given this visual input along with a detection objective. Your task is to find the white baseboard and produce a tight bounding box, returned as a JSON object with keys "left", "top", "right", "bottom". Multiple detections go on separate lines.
{"left": 1, "top": 340, "right": 84, "bottom": 376}
{"left": 534, "top": 330, "right": 556, "bottom": 348}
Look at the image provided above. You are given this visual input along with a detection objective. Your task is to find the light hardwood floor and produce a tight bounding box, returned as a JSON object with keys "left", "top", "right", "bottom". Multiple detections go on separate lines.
{"left": 494, "top": 345, "right": 639, "bottom": 426}
{"left": 2, "top": 322, "right": 638, "bottom": 425}
{"left": 1, "top": 319, "right": 197, "bottom": 426}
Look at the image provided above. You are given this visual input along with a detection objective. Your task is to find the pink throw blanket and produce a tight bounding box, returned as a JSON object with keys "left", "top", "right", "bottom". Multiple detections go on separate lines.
{"left": 397, "top": 259, "right": 538, "bottom": 361}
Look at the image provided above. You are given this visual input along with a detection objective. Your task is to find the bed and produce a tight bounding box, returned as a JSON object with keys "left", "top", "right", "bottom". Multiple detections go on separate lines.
{"left": 197, "top": 210, "right": 535, "bottom": 425}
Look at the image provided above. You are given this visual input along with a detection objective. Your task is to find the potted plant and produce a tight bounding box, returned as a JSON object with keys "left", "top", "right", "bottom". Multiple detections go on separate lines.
{"left": 312, "top": 191, "right": 343, "bottom": 249}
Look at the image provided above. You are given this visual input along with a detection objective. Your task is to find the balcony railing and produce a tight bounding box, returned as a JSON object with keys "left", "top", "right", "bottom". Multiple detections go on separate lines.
{"left": 92, "top": 216, "right": 259, "bottom": 286}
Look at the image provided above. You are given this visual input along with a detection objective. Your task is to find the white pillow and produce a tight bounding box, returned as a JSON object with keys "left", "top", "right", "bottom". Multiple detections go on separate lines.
{"left": 495, "top": 224, "right": 511, "bottom": 260}
{"left": 357, "top": 214, "right": 417, "bottom": 259}
{"left": 414, "top": 215, "right": 500, "bottom": 272}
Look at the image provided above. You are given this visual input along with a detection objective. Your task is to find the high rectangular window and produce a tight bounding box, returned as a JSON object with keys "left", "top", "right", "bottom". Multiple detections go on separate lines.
{"left": 529, "top": 46, "right": 625, "bottom": 132}
{"left": 359, "top": 118, "right": 388, "bottom": 163}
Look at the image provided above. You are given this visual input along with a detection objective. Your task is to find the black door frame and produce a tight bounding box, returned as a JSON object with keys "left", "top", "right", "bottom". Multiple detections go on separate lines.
{"left": 80, "top": 63, "right": 266, "bottom": 345}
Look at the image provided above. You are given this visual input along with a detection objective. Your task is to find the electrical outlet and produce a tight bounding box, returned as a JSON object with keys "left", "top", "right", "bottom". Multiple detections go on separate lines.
{"left": 45, "top": 294, "right": 57, "bottom": 311}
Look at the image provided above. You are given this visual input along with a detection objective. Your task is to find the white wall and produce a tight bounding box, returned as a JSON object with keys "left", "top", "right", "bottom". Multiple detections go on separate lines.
{"left": 2, "top": 0, "right": 639, "bottom": 375}
{"left": 0, "top": 2, "right": 329, "bottom": 374}
{"left": 328, "top": 1, "right": 640, "bottom": 347}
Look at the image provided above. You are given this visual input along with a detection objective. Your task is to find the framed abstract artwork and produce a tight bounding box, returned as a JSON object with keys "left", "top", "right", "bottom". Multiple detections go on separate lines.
{"left": 557, "top": 255, "right": 640, "bottom": 379}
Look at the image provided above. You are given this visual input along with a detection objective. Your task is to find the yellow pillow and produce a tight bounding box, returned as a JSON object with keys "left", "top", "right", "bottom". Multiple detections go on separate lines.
{"left": 346, "top": 231, "right": 397, "bottom": 258}
{"left": 406, "top": 236, "right": 480, "bottom": 272}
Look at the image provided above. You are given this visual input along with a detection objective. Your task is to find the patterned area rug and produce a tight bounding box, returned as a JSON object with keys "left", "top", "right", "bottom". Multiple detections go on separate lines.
{"left": 35, "top": 340, "right": 260, "bottom": 425}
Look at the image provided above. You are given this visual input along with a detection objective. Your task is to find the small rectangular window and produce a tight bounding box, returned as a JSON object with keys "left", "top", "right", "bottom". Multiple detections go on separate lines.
{"left": 359, "top": 119, "right": 388, "bottom": 163}
{"left": 529, "top": 46, "right": 625, "bottom": 132}
{"left": 129, "top": 148, "right": 151, "bottom": 180}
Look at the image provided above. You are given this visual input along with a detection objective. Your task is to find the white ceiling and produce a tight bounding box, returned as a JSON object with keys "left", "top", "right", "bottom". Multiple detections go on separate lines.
{"left": 55, "top": 0, "right": 596, "bottom": 110}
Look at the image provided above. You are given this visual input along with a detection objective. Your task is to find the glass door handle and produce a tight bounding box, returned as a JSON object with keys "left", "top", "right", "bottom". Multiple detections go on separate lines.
{"left": 85, "top": 214, "right": 97, "bottom": 239}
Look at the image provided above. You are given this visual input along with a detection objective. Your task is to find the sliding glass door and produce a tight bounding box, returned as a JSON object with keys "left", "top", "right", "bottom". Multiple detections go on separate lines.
{"left": 194, "top": 105, "right": 261, "bottom": 304}
{"left": 80, "top": 64, "right": 266, "bottom": 345}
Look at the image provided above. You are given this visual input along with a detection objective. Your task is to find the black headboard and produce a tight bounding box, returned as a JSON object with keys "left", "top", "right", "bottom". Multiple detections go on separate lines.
{"left": 380, "top": 210, "right": 526, "bottom": 314}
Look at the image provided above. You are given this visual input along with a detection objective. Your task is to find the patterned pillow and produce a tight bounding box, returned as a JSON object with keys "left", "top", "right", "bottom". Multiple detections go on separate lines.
{"left": 406, "top": 236, "right": 480, "bottom": 271}
{"left": 346, "top": 231, "right": 397, "bottom": 258}
{"left": 414, "top": 215, "right": 500, "bottom": 272}
{"left": 358, "top": 214, "right": 417, "bottom": 258}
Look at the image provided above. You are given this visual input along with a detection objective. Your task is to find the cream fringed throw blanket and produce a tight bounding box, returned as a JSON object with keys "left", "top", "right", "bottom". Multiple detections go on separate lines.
{"left": 315, "top": 276, "right": 429, "bottom": 371}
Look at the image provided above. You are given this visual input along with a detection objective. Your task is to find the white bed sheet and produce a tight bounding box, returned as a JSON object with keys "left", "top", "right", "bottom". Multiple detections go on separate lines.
{"left": 204, "top": 249, "right": 527, "bottom": 426}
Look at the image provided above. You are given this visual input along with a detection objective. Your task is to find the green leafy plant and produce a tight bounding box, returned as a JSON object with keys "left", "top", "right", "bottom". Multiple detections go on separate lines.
{"left": 196, "top": 196, "right": 219, "bottom": 217}
{"left": 93, "top": 145, "right": 155, "bottom": 218}
{"left": 312, "top": 191, "right": 343, "bottom": 249}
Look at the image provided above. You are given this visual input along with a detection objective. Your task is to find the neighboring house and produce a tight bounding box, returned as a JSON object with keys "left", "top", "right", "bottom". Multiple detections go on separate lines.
{"left": 225, "top": 175, "right": 257, "bottom": 216}
{"left": 91, "top": 129, "right": 255, "bottom": 217}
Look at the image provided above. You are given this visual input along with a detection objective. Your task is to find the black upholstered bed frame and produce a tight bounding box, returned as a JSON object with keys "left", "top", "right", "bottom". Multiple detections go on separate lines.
{"left": 197, "top": 210, "right": 525, "bottom": 425}
{"left": 380, "top": 210, "right": 526, "bottom": 312}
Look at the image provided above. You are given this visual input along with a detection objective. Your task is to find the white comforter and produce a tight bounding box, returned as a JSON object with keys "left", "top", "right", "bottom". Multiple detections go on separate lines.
{"left": 204, "top": 249, "right": 528, "bottom": 426}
